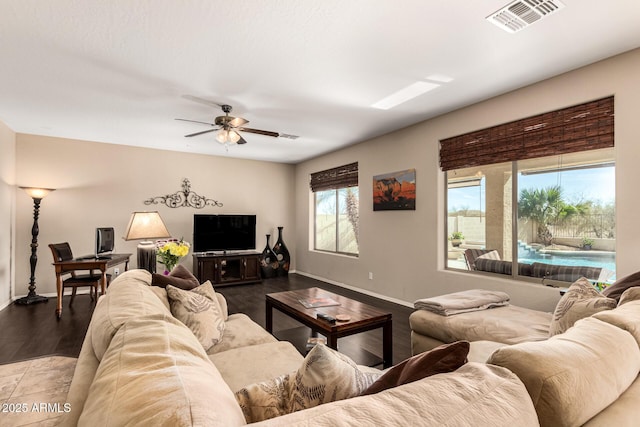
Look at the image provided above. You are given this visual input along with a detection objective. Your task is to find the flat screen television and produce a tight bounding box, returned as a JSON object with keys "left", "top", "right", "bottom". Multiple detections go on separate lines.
{"left": 95, "top": 227, "right": 115, "bottom": 257}
{"left": 193, "top": 214, "right": 256, "bottom": 253}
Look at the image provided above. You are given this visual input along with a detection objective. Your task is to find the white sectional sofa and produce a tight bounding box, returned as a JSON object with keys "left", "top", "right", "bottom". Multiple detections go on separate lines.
{"left": 60, "top": 270, "right": 538, "bottom": 426}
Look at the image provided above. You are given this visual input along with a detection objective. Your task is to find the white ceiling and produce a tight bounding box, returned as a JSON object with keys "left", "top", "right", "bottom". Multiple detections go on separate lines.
{"left": 1, "top": 1, "right": 639, "bottom": 164}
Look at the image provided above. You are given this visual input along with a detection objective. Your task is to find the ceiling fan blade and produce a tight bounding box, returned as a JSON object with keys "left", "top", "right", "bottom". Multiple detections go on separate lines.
{"left": 185, "top": 128, "right": 217, "bottom": 137}
{"left": 181, "top": 95, "right": 223, "bottom": 108}
{"left": 229, "top": 117, "right": 249, "bottom": 127}
{"left": 238, "top": 127, "right": 280, "bottom": 138}
{"left": 236, "top": 134, "right": 248, "bottom": 145}
{"left": 175, "top": 118, "right": 216, "bottom": 126}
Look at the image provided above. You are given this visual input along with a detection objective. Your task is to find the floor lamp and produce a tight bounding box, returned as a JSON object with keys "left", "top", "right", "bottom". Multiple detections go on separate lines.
{"left": 124, "top": 211, "right": 171, "bottom": 273}
{"left": 16, "top": 187, "right": 55, "bottom": 305}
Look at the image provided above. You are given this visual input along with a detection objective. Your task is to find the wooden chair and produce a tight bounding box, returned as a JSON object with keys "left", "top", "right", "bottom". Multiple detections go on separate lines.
{"left": 48, "top": 242, "right": 110, "bottom": 306}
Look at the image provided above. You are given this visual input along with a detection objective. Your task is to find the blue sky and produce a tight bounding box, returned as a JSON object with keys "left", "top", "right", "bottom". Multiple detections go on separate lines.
{"left": 448, "top": 167, "right": 615, "bottom": 212}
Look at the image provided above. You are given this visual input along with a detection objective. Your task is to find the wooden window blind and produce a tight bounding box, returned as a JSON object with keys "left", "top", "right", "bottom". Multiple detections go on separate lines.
{"left": 439, "top": 96, "right": 614, "bottom": 171}
{"left": 310, "top": 162, "right": 358, "bottom": 192}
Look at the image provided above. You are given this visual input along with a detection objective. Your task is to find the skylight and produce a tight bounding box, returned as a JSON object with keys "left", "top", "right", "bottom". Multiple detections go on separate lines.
{"left": 372, "top": 81, "right": 440, "bottom": 110}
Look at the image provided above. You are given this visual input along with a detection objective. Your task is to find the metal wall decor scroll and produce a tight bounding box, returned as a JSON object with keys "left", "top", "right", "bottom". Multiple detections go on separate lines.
{"left": 144, "top": 178, "right": 223, "bottom": 209}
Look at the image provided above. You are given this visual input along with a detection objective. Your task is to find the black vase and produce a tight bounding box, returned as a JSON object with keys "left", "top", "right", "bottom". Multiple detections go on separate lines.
{"left": 260, "top": 234, "right": 279, "bottom": 279}
{"left": 272, "top": 226, "right": 290, "bottom": 276}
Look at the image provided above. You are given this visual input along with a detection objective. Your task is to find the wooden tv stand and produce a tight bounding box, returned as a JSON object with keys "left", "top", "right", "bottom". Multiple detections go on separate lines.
{"left": 193, "top": 252, "right": 261, "bottom": 287}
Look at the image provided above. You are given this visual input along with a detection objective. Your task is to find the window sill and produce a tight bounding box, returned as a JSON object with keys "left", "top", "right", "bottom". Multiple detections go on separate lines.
{"left": 309, "top": 249, "right": 359, "bottom": 259}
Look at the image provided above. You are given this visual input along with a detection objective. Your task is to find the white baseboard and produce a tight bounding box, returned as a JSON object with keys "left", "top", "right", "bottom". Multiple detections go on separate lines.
{"left": 0, "top": 299, "right": 13, "bottom": 311}
{"left": 13, "top": 289, "right": 94, "bottom": 300}
{"left": 295, "top": 271, "right": 414, "bottom": 308}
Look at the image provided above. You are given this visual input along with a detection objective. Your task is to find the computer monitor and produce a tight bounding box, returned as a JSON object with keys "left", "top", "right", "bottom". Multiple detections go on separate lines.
{"left": 95, "top": 227, "right": 115, "bottom": 257}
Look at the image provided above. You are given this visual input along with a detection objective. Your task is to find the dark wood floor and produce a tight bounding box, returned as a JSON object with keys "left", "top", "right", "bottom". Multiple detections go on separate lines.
{"left": 0, "top": 273, "right": 413, "bottom": 366}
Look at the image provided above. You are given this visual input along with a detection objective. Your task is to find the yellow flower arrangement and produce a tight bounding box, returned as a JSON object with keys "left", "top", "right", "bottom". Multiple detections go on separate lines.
{"left": 156, "top": 239, "right": 190, "bottom": 273}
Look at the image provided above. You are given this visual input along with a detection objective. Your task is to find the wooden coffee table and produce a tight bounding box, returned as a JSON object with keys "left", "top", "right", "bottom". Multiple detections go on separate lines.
{"left": 266, "top": 287, "right": 393, "bottom": 368}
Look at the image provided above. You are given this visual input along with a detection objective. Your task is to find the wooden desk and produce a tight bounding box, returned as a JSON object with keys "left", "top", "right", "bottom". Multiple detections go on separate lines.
{"left": 52, "top": 253, "right": 131, "bottom": 319}
{"left": 266, "top": 287, "right": 393, "bottom": 368}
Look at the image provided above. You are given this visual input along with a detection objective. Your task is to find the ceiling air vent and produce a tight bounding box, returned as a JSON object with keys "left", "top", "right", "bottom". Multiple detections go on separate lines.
{"left": 487, "top": 0, "right": 565, "bottom": 33}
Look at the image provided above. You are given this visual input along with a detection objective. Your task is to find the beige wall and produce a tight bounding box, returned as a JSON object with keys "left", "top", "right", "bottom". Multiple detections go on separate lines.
{"left": 0, "top": 120, "right": 16, "bottom": 309}
{"left": 14, "top": 135, "right": 295, "bottom": 297}
{"left": 295, "top": 48, "right": 640, "bottom": 312}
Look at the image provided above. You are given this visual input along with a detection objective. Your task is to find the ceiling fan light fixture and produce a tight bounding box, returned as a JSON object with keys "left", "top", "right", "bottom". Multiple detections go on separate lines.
{"left": 216, "top": 129, "right": 241, "bottom": 145}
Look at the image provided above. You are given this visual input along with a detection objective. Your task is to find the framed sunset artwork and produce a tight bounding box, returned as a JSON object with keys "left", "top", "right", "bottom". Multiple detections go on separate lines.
{"left": 373, "top": 168, "right": 416, "bottom": 211}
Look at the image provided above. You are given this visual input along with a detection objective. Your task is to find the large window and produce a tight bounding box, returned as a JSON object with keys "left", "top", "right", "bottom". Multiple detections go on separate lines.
{"left": 310, "top": 163, "right": 359, "bottom": 256}
{"left": 442, "top": 97, "right": 616, "bottom": 285}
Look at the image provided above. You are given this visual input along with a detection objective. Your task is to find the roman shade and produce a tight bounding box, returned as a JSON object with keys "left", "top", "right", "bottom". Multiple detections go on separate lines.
{"left": 310, "top": 162, "right": 358, "bottom": 192}
{"left": 439, "top": 96, "right": 614, "bottom": 171}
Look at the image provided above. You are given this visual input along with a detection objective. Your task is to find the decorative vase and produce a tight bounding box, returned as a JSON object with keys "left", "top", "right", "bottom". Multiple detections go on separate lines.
{"left": 163, "top": 262, "right": 176, "bottom": 275}
{"left": 260, "top": 234, "right": 279, "bottom": 278}
{"left": 272, "top": 226, "right": 290, "bottom": 276}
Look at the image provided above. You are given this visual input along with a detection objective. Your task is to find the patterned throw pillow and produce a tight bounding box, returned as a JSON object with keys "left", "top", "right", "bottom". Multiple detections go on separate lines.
{"left": 235, "top": 344, "right": 382, "bottom": 423}
{"left": 166, "top": 281, "right": 225, "bottom": 351}
{"left": 549, "top": 277, "right": 617, "bottom": 336}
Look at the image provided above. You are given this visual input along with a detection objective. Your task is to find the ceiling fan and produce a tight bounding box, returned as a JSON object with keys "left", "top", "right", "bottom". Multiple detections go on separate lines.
{"left": 176, "top": 101, "right": 286, "bottom": 146}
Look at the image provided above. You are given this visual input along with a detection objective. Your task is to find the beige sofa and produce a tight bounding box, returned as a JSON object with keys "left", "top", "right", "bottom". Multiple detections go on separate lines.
{"left": 61, "top": 270, "right": 538, "bottom": 426}
{"left": 410, "top": 290, "right": 640, "bottom": 426}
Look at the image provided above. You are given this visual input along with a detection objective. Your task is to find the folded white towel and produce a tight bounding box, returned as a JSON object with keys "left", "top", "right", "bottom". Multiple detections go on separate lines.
{"left": 414, "top": 289, "right": 510, "bottom": 316}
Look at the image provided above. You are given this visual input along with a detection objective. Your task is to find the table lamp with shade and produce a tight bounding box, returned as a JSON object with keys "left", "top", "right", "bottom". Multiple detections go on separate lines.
{"left": 124, "top": 211, "right": 171, "bottom": 273}
{"left": 16, "top": 186, "right": 55, "bottom": 305}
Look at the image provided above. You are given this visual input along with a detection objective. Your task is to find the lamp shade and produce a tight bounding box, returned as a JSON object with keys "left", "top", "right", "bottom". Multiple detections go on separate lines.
{"left": 124, "top": 211, "right": 171, "bottom": 241}
{"left": 20, "top": 187, "right": 55, "bottom": 199}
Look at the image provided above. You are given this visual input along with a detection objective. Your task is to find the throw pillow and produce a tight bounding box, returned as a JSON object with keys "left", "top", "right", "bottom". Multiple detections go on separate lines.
{"left": 166, "top": 281, "right": 225, "bottom": 351}
{"left": 619, "top": 286, "right": 640, "bottom": 306}
{"left": 234, "top": 344, "right": 382, "bottom": 423}
{"left": 602, "top": 270, "right": 640, "bottom": 302}
{"left": 549, "top": 277, "right": 617, "bottom": 336}
{"left": 361, "top": 340, "right": 469, "bottom": 395}
{"left": 151, "top": 264, "right": 200, "bottom": 290}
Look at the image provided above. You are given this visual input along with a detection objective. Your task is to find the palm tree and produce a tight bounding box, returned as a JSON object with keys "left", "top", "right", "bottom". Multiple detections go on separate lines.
{"left": 518, "top": 186, "right": 579, "bottom": 245}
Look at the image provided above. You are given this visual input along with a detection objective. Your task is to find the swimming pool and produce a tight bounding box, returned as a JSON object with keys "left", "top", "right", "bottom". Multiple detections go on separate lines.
{"left": 518, "top": 247, "right": 616, "bottom": 278}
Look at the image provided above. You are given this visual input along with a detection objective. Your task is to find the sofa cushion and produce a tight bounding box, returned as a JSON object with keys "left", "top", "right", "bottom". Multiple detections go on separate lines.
{"left": 252, "top": 363, "right": 538, "bottom": 427}
{"left": 602, "top": 270, "right": 640, "bottom": 302}
{"left": 362, "top": 341, "right": 469, "bottom": 395}
{"left": 549, "top": 277, "right": 616, "bottom": 336}
{"left": 593, "top": 299, "right": 640, "bottom": 347}
{"left": 583, "top": 375, "right": 640, "bottom": 426}
{"left": 207, "top": 313, "right": 277, "bottom": 354}
{"left": 488, "top": 317, "right": 640, "bottom": 427}
{"left": 234, "top": 344, "right": 382, "bottom": 423}
{"left": 474, "top": 258, "right": 512, "bottom": 274}
{"left": 149, "top": 285, "right": 171, "bottom": 311}
{"left": 531, "top": 262, "right": 602, "bottom": 282}
{"left": 209, "top": 341, "right": 304, "bottom": 392}
{"left": 409, "top": 304, "right": 551, "bottom": 345}
{"left": 166, "top": 281, "right": 226, "bottom": 351}
{"left": 78, "top": 315, "right": 246, "bottom": 426}
{"left": 89, "top": 269, "right": 171, "bottom": 361}
{"left": 151, "top": 264, "right": 200, "bottom": 290}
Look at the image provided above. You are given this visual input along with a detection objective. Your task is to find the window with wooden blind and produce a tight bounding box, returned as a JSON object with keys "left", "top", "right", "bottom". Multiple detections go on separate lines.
{"left": 443, "top": 97, "right": 616, "bottom": 285}
{"left": 310, "top": 163, "right": 359, "bottom": 255}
